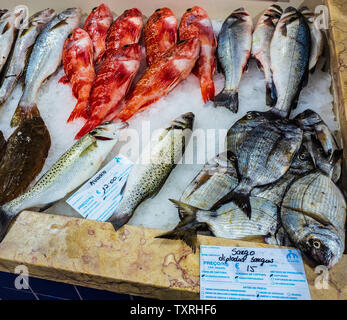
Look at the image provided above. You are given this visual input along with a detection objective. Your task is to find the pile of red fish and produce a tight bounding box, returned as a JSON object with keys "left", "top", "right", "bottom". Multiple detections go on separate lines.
{"left": 61, "top": 4, "right": 217, "bottom": 139}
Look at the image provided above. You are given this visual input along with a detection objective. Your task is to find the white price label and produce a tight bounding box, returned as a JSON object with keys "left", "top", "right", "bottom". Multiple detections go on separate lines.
{"left": 66, "top": 155, "right": 133, "bottom": 221}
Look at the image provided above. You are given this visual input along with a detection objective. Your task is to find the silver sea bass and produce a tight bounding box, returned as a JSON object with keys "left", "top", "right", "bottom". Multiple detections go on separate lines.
{"left": 270, "top": 7, "right": 310, "bottom": 117}
{"left": 251, "top": 4, "right": 283, "bottom": 106}
{"left": 10, "top": 8, "right": 81, "bottom": 127}
{"left": 281, "top": 171, "right": 346, "bottom": 268}
{"left": 0, "top": 8, "right": 27, "bottom": 74}
{"left": 0, "top": 8, "right": 56, "bottom": 105}
{"left": 0, "top": 121, "right": 127, "bottom": 242}
{"left": 214, "top": 8, "right": 253, "bottom": 113}
{"left": 108, "top": 112, "right": 195, "bottom": 230}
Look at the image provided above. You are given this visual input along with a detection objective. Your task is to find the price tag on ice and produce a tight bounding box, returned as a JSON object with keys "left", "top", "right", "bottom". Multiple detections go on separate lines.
{"left": 66, "top": 155, "right": 133, "bottom": 221}
{"left": 200, "top": 245, "right": 311, "bottom": 300}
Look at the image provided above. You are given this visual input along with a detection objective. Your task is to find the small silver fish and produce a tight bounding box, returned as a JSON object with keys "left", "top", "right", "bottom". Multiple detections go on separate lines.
{"left": 108, "top": 112, "right": 195, "bottom": 230}
{"left": 0, "top": 8, "right": 56, "bottom": 106}
{"left": 281, "top": 171, "right": 346, "bottom": 268}
{"left": 252, "top": 4, "right": 283, "bottom": 106}
{"left": 270, "top": 7, "right": 311, "bottom": 117}
{"left": 10, "top": 8, "right": 81, "bottom": 127}
{"left": 0, "top": 121, "right": 127, "bottom": 242}
{"left": 0, "top": 8, "right": 27, "bottom": 74}
{"left": 214, "top": 8, "right": 253, "bottom": 113}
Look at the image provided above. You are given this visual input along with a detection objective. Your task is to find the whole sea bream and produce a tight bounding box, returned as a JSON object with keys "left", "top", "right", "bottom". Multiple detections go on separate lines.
{"left": 10, "top": 8, "right": 81, "bottom": 127}
{"left": 108, "top": 112, "right": 195, "bottom": 230}
{"left": 0, "top": 121, "right": 127, "bottom": 242}
{"left": 270, "top": 7, "right": 310, "bottom": 117}
{"left": 251, "top": 4, "right": 283, "bottom": 106}
{"left": 0, "top": 8, "right": 27, "bottom": 74}
{"left": 214, "top": 8, "right": 253, "bottom": 113}
{"left": 0, "top": 8, "right": 56, "bottom": 106}
{"left": 281, "top": 171, "right": 346, "bottom": 268}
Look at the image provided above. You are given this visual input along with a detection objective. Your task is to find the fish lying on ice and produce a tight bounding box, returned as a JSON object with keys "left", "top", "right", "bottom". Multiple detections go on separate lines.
{"left": 83, "top": 3, "right": 113, "bottom": 63}
{"left": 214, "top": 8, "right": 253, "bottom": 113}
{"left": 0, "top": 121, "right": 127, "bottom": 242}
{"left": 114, "top": 38, "right": 200, "bottom": 121}
{"left": 270, "top": 7, "right": 311, "bottom": 117}
{"left": 75, "top": 44, "right": 142, "bottom": 139}
{"left": 10, "top": 7, "right": 81, "bottom": 127}
{"left": 61, "top": 28, "right": 96, "bottom": 122}
{"left": 144, "top": 7, "right": 177, "bottom": 66}
{"left": 179, "top": 6, "right": 216, "bottom": 103}
{"left": 0, "top": 8, "right": 27, "bottom": 74}
{"left": 108, "top": 112, "right": 195, "bottom": 230}
{"left": 251, "top": 4, "right": 283, "bottom": 106}
{"left": 0, "top": 8, "right": 56, "bottom": 106}
{"left": 281, "top": 171, "right": 346, "bottom": 268}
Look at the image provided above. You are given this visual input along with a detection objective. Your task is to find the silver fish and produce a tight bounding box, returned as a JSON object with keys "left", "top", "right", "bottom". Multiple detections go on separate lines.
{"left": 108, "top": 112, "right": 195, "bottom": 230}
{"left": 270, "top": 7, "right": 311, "bottom": 117}
{"left": 299, "top": 7, "right": 324, "bottom": 72}
{"left": 0, "top": 8, "right": 56, "bottom": 106}
{"left": 252, "top": 4, "right": 283, "bottom": 106}
{"left": 0, "top": 120, "right": 127, "bottom": 242}
{"left": 281, "top": 171, "right": 346, "bottom": 268}
{"left": 0, "top": 8, "right": 27, "bottom": 74}
{"left": 214, "top": 8, "right": 253, "bottom": 113}
{"left": 10, "top": 8, "right": 81, "bottom": 127}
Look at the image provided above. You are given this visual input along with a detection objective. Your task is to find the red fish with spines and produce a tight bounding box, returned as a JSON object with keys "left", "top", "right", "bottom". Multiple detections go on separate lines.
{"left": 144, "top": 7, "right": 177, "bottom": 66}
{"left": 179, "top": 6, "right": 217, "bottom": 103}
{"left": 105, "top": 8, "right": 143, "bottom": 54}
{"left": 61, "top": 28, "right": 95, "bottom": 122}
{"left": 112, "top": 38, "right": 201, "bottom": 122}
{"left": 83, "top": 3, "right": 113, "bottom": 63}
{"left": 75, "top": 44, "right": 142, "bottom": 139}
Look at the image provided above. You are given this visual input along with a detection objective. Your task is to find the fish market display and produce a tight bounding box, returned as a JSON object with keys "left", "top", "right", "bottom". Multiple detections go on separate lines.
{"left": 0, "top": 121, "right": 126, "bottom": 242}
{"left": 299, "top": 6, "right": 324, "bottom": 72}
{"left": 0, "top": 8, "right": 27, "bottom": 74}
{"left": 114, "top": 38, "right": 200, "bottom": 121}
{"left": 105, "top": 8, "right": 143, "bottom": 54}
{"left": 61, "top": 28, "right": 96, "bottom": 122}
{"left": 251, "top": 4, "right": 283, "bottom": 106}
{"left": 75, "top": 44, "right": 141, "bottom": 139}
{"left": 83, "top": 3, "right": 113, "bottom": 63}
{"left": 281, "top": 171, "right": 346, "bottom": 268}
{"left": 179, "top": 6, "right": 216, "bottom": 103}
{"left": 0, "top": 8, "right": 56, "bottom": 106}
{"left": 270, "top": 7, "right": 311, "bottom": 117}
{"left": 0, "top": 117, "right": 50, "bottom": 205}
{"left": 10, "top": 7, "right": 81, "bottom": 127}
{"left": 144, "top": 8, "right": 177, "bottom": 66}
{"left": 108, "top": 112, "right": 194, "bottom": 230}
{"left": 214, "top": 8, "right": 253, "bottom": 112}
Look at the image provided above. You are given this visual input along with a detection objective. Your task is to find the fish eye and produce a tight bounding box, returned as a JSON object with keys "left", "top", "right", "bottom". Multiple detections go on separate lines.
{"left": 186, "top": 8, "right": 192, "bottom": 12}
{"left": 310, "top": 239, "right": 321, "bottom": 249}
{"left": 92, "top": 7, "right": 97, "bottom": 11}
{"left": 299, "top": 153, "right": 307, "bottom": 161}
{"left": 247, "top": 114, "right": 253, "bottom": 120}
{"left": 67, "top": 33, "right": 72, "bottom": 38}
{"left": 155, "top": 8, "right": 161, "bottom": 12}
{"left": 123, "top": 44, "right": 130, "bottom": 48}
{"left": 230, "top": 155, "right": 236, "bottom": 161}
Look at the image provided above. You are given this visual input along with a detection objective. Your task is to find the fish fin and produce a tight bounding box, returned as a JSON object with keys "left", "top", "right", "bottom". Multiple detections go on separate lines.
{"left": 201, "top": 80, "right": 215, "bottom": 103}
{"left": 266, "top": 82, "right": 276, "bottom": 107}
{"left": 68, "top": 101, "right": 89, "bottom": 124}
{"left": 110, "top": 214, "right": 132, "bottom": 231}
{"left": 214, "top": 90, "right": 238, "bottom": 113}
{"left": 59, "top": 75, "right": 69, "bottom": 84}
{"left": 226, "top": 182, "right": 252, "bottom": 218}
{"left": 38, "top": 201, "right": 59, "bottom": 212}
{"left": 155, "top": 199, "right": 208, "bottom": 253}
{"left": 0, "top": 207, "right": 15, "bottom": 243}
{"left": 10, "top": 104, "right": 41, "bottom": 127}
{"left": 74, "top": 119, "right": 100, "bottom": 139}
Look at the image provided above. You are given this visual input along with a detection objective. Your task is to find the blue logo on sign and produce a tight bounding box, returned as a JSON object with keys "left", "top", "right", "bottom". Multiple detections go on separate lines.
{"left": 286, "top": 249, "right": 299, "bottom": 263}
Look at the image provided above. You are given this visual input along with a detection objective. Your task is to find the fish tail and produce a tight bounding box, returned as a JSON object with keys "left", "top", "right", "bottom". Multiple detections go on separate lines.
{"left": 74, "top": 118, "right": 100, "bottom": 140}
{"left": 67, "top": 101, "right": 89, "bottom": 123}
{"left": 214, "top": 90, "right": 239, "bottom": 113}
{"left": 228, "top": 183, "right": 252, "bottom": 218}
{"left": 201, "top": 80, "right": 215, "bottom": 103}
{"left": 0, "top": 207, "right": 15, "bottom": 243}
{"left": 155, "top": 199, "right": 206, "bottom": 253}
{"left": 10, "top": 104, "right": 41, "bottom": 127}
{"left": 110, "top": 214, "right": 132, "bottom": 231}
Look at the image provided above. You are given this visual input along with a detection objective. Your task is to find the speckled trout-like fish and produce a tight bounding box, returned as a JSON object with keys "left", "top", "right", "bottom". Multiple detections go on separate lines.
{"left": 0, "top": 121, "right": 127, "bottom": 242}
{"left": 108, "top": 112, "right": 195, "bottom": 230}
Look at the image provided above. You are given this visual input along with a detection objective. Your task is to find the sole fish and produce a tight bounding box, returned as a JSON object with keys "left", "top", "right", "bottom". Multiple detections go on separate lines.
{"left": 0, "top": 121, "right": 126, "bottom": 242}
{"left": 214, "top": 8, "right": 253, "bottom": 113}
{"left": 10, "top": 8, "right": 81, "bottom": 127}
{"left": 108, "top": 112, "right": 194, "bottom": 230}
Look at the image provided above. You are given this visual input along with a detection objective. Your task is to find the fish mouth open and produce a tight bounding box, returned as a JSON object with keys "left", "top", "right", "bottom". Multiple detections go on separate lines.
{"left": 92, "top": 120, "right": 129, "bottom": 140}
